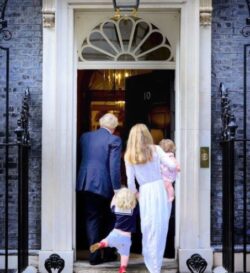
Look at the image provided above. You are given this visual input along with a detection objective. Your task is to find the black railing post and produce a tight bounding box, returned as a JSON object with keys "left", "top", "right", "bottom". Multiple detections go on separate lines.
{"left": 221, "top": 140, "right": 235, "bottom": 273}
{"left": 15, "top": 88, "right": 30, "bottom": 272}
{"left": 243, "top": 43, "right": 249, "bottom": 272}
{"left": 0, "top": 45, "right": 10, "bottom": 273}
{"left": 17, "top": 142, "right": 29, "bottom": 272}
{"left": 17, "top": 137, "right": 23, "bottom": 273}
{"left": 1, "top": 0, "right": 11, "bottom": 270}
{"left": 220, "top": 83, "right": 238, "bottom": 273}
{"left": 241, "top": 1, "right": 250, "bottom": 269}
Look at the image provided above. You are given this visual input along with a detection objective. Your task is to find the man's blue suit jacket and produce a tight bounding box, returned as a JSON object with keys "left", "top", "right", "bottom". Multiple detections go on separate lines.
{"left": 76, "top": 128, "right": 122, "bottom": 199}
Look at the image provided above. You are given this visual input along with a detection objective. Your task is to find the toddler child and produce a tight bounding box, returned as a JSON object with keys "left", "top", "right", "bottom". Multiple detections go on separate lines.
{"left": 159, "top": 139, "right": 181, "bottom": 202}
{"left": 90, "top": 187, "right": 139, "bottom": 273}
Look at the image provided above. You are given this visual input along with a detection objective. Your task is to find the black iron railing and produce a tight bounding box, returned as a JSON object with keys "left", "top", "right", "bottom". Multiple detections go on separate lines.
{"left": 0, "top": 89, "right": 30, "bottom": 273}
{"left": 220, "top": 83, "right": 249, "bottom": 273}
{"left": 221, "top": 139, "right": 235, "bottom": 272}
{"left": 0, "top": 43, "right": 10, "bottom": 273}
{"left": 220, "top": 4, "right": 250, "bottom": 266}
{"left": 1, "top": 1, "right": 30, "bottom": 271}
{"left": 16, "top": 89, "right": 30, "bottom": 272}
{"left": 220, "top": 83, "right": 237, "bottom": 272}
{"left": 242, "top": 42, "right": 250, "bottom": 273}
{"left": 1, "top": 0, "right": 13, "bottom": 269}
{"left": 1, "top": 1, "right": 31, "bottom": 271}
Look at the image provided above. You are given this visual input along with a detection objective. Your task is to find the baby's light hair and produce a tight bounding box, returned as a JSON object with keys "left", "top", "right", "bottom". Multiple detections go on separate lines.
{"left": 159, "top": 139, "right": 176, "bottom": 153}
{"left": 114, "top": 188, "right": 137, "bottom": 210}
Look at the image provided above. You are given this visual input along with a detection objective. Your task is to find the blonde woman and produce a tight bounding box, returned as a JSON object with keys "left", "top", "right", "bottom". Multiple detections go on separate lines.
{"left": 124, "top": 124, "right": 176, "bottom": 273}
{"left": 90, "top": 188, "right": 139, "bottom": 273}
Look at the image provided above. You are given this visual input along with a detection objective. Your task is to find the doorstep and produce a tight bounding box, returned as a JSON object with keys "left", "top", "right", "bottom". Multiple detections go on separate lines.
{"left": 74, "top": 254, "right": 178, "bottom": 273}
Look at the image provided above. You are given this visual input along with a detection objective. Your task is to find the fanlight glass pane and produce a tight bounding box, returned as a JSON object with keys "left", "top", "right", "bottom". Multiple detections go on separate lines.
{"left": 117, "top": 54, "right": 135, "bottom": 61}
{"left": 131, "top": 21, "right": 150, "bottom": 50}
{"left": 135, "top": 32, "right": 164, "bottom": 55}
{"left": 138, "top": 47, "right": 171, "bottom": 61}
{"left": 119, "top": 19, "right": 133, "bottom": 51}
{"left": 102, "top": 22, "right": 121, "bottom": 51}
{"left": 151, "top": 24, "right": 158, "bottom": 30}
{"left": 89, "top": 32, "right": 116, "bottom": 55}
{"left": 81, "top": 47, "right": 113, "bottom": 61}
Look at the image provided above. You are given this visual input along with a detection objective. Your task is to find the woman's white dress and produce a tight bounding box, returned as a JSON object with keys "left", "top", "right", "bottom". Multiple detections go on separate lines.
{"left": 125, "top": 145, "right": 176, "bottom": 273}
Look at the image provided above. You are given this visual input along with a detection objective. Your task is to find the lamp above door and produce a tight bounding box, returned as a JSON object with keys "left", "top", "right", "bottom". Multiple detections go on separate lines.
{"left": 112, "top": 0, "right": 140, "bottom": 18}
{"left": 113, "top": 0, "right": 140, "bottom": 11}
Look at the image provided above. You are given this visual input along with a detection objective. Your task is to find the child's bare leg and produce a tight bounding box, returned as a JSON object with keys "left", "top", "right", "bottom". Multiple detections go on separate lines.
{"left": 90, "top": 239, "right": 108, "bottom": 253}
{"left": 119, "top": 255, "right": 129, "bottom": 273}
{"left": 121, "top": 255, "right": 129, "bottom": 267}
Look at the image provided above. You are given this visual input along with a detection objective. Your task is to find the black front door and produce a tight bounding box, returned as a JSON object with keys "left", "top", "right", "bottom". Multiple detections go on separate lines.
{"left": 124, "top": 70, "right": 175, "bottom": 258}
{"left": 124, "top": 70, "right": 174, "bottom": 143}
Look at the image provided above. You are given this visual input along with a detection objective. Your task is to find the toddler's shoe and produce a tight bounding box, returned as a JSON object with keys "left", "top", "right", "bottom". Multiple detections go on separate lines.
{"left": 90, "top": 241, "right": 107, "bottom": 253}
{"left": 119, "top": 266, "right": 127, "bottom": 273}
{"left": 90, "top": 243, "right": 101, "bottom": 253}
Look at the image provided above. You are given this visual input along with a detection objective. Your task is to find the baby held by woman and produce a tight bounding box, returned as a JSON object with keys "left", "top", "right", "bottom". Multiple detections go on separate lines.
{"left": 159, "top": 139, "right": 181, "bottom": 202}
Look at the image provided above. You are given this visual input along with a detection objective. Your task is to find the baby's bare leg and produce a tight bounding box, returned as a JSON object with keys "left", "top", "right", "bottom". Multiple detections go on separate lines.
{"left": 164, "top": 181, "right": 175, "bottom": 202}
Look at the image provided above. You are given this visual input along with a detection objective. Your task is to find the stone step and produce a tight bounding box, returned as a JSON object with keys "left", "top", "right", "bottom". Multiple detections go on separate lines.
{"left": 74, "top": 256, "right": 178, "bottom": 273}
{"left": 74, "top": 268, "right": 177, "bottom": 273}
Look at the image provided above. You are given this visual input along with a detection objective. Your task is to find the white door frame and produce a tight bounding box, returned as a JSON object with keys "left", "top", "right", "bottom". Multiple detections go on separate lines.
{"left": 39, "top": 1, "right": 213, "bottom": 272}
{"left": 74, "top": 8, "right": 179, "bottom": 258}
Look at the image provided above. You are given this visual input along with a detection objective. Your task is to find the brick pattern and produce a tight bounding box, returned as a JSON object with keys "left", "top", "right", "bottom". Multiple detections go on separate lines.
{"left": 211, "top": 0, "right": 250, "bottom": 249}
{"left": 0, "top": 0, "right": 42, "bottom": 249}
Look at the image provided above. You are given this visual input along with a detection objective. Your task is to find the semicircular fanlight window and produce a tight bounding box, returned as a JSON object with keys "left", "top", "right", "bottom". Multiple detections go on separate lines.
{"left": 79, "top": 16, "right": 173, "bottom": 62}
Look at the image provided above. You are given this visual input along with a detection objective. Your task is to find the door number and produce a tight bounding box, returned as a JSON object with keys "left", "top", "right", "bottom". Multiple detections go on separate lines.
{"left": 144, "top": 91, "right": 151, "bottom": 101}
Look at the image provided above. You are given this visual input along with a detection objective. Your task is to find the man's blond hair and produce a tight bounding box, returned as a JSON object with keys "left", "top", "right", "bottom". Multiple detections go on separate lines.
{"left": 99, "top": 113, "right": 119, "bottom": 129}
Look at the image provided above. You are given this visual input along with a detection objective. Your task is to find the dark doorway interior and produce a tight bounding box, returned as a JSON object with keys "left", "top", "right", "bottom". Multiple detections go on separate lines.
{"left": 76, "top": 69, "right": 175, "bottom": 259}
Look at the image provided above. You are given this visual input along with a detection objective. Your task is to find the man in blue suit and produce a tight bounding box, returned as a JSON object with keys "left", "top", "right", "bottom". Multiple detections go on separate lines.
{"left": 77, "top": 113, "right": 122, "bottom": 265}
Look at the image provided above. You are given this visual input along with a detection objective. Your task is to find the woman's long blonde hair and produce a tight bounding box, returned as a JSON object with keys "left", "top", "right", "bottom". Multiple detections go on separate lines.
{"left": 124, "top": 123, "right": 154, "bottom": 164}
